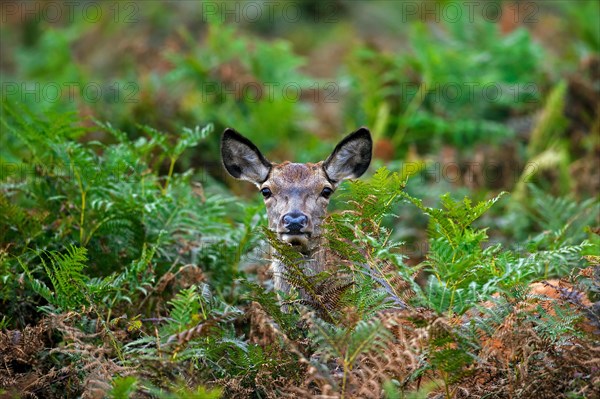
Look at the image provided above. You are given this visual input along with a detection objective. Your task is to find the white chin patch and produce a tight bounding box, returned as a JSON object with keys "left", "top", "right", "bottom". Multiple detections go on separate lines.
{"left": 280, "top": 234, "right": 309, "bottom": 247}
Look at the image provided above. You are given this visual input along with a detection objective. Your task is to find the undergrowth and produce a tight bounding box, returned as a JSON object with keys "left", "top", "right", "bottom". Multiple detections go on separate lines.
{"left": 0, "top": 102, "right": 598, "bottom": 398}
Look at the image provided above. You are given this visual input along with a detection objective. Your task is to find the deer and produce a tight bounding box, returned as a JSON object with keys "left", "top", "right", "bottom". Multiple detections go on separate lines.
{"left": 221, "top": 127, "right": 372, "bottom": 298}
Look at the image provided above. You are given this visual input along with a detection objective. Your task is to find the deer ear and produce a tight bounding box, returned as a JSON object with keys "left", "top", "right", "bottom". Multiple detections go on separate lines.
{"left": 221, "top": 128, "right": 271, "bottom": 185}
{"left": 323, "top": 127, "right": 372, "bottom": 182}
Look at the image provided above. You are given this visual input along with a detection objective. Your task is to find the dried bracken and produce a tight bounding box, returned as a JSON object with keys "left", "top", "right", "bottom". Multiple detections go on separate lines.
{"left": 458, "top": 281, "right": 600, "bottom": 398}
{"left": 0, "top": 313, "right": 132, "bottom": 399}
{"left": 0, "top": 322, "right": 51, "bottom": 398}
{"left": 346, "top": 309, "right": 431, "bottom": 397}
{"left": 47, "top": 313, "right": 132, "bottom": 399}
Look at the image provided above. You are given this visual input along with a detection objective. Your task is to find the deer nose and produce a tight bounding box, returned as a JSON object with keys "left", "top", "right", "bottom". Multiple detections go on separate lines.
{"left": 282, "top": 212, "right": 308, "bottom": 233}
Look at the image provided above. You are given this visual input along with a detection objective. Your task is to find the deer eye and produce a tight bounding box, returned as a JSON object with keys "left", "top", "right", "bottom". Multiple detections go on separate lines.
{"left": 321, "top": 187, "right": 333, "bottom": 199}
{"left": 260, "top": 187, "right": 272, "bottom": 198}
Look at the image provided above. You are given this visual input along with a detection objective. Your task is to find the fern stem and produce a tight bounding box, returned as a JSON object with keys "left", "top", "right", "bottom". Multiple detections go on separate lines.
{"left": 106, "top": 306, "right": 113, "bottom": 325}
{"left": 162, "top": 156, "right": 176, "bottom": 195}
{"left": 448, "top": 286, "right": 456, "bottom": 317}
{"left": 73, "top": 166, "right": 87, "bottom": 244}
{"left": 347, "top": 322, "right": 382, "bottom": 365}
{"left": 443, "top": 371, "right": 451, "bottom": 398}
{"left": 83, "top": 215, "right": 114, "bottom": 246}
{"left": 86, "top": 292, "right": 125, "bottom": 362}
{"left": 80, "top": 191, "right": 86, "bottom": 243}
{"left": 392, "top": 80, "right": 428, "bottom": 148}
{"left": 341, "top": 363, "right": 348, "bottom": 399}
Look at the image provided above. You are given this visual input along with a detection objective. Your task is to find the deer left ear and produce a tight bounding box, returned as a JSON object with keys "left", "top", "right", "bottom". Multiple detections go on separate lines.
{"left": 323, "top": 127, "right": 372, "bottom": 183}
{"left": 221, "top": 128, "right": 272, "bottom": 185}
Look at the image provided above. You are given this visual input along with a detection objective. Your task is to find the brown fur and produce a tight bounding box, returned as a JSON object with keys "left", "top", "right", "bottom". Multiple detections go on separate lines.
{"left": 221, "top": 127, "right": 372, "bottom": 299}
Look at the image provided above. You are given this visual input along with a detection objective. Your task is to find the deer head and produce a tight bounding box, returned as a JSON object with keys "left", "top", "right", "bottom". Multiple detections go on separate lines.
{"left": 221, "top": 128, "right": 372, "bottom": 252}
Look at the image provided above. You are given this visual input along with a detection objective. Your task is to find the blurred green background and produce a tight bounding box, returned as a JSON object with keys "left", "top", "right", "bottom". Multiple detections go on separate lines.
{"left": 2, "top": 0, "right": 597, "bottom": 194}
{"left": 2, "top": 0, "right": 598, "bottom": 269}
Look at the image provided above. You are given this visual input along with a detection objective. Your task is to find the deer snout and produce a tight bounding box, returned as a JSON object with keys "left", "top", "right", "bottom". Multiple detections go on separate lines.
{"left": 282, "top": 212, "right": 308, "bottom": 233}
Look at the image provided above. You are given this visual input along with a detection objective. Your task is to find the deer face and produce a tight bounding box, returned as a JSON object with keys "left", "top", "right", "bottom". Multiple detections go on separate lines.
{"left": 221, "top": 128, "right": 372, "bottom": 251}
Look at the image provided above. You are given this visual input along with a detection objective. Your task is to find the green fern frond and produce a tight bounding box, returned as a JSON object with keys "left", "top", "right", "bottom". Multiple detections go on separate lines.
{"left": 167, "top": 286, "right": 203, "bottom": 330}
{"left": 1, "top": 100, "right": 85, "bottom": 159}
{"left": 19, "top": 245, "right": 90, "bottom": 310}
{"left": 241, "top": 280, "right": 301, "bottom": 336}
{"left": 297, "top": 279, "right": 355, "bottom": 323}
{"left": 341, "top": 167, "right": 407, "bottom": 228}
{"left": 402, "top": 191, "right": 506, "bottom": 247}
{"left": 0, "top": 194, "right": 45, "bottom": 244}
{"left": 530, "top": 303, "right": 582, "bottom": 344}
{"left": 525, "top": 184, "right": 599, "bottom": 247}
{"left": 309, "top": 316, "right": 393, "bottom": 368}
{"left": 345, "top": 318, "right": 394, "bottom": 364}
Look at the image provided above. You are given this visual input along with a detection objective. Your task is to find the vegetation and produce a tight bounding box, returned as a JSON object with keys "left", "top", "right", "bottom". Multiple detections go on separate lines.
{"left": 1, "top": 1, "right": 598, "bottom": 398}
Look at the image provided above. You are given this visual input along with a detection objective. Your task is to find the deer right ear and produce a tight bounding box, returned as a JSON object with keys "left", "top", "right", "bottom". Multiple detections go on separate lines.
{"left": 221, "top": 128, "right": 271, "bottom": 185}
{"left": 323, "top": 127, "right": 372, "bottom": 183}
